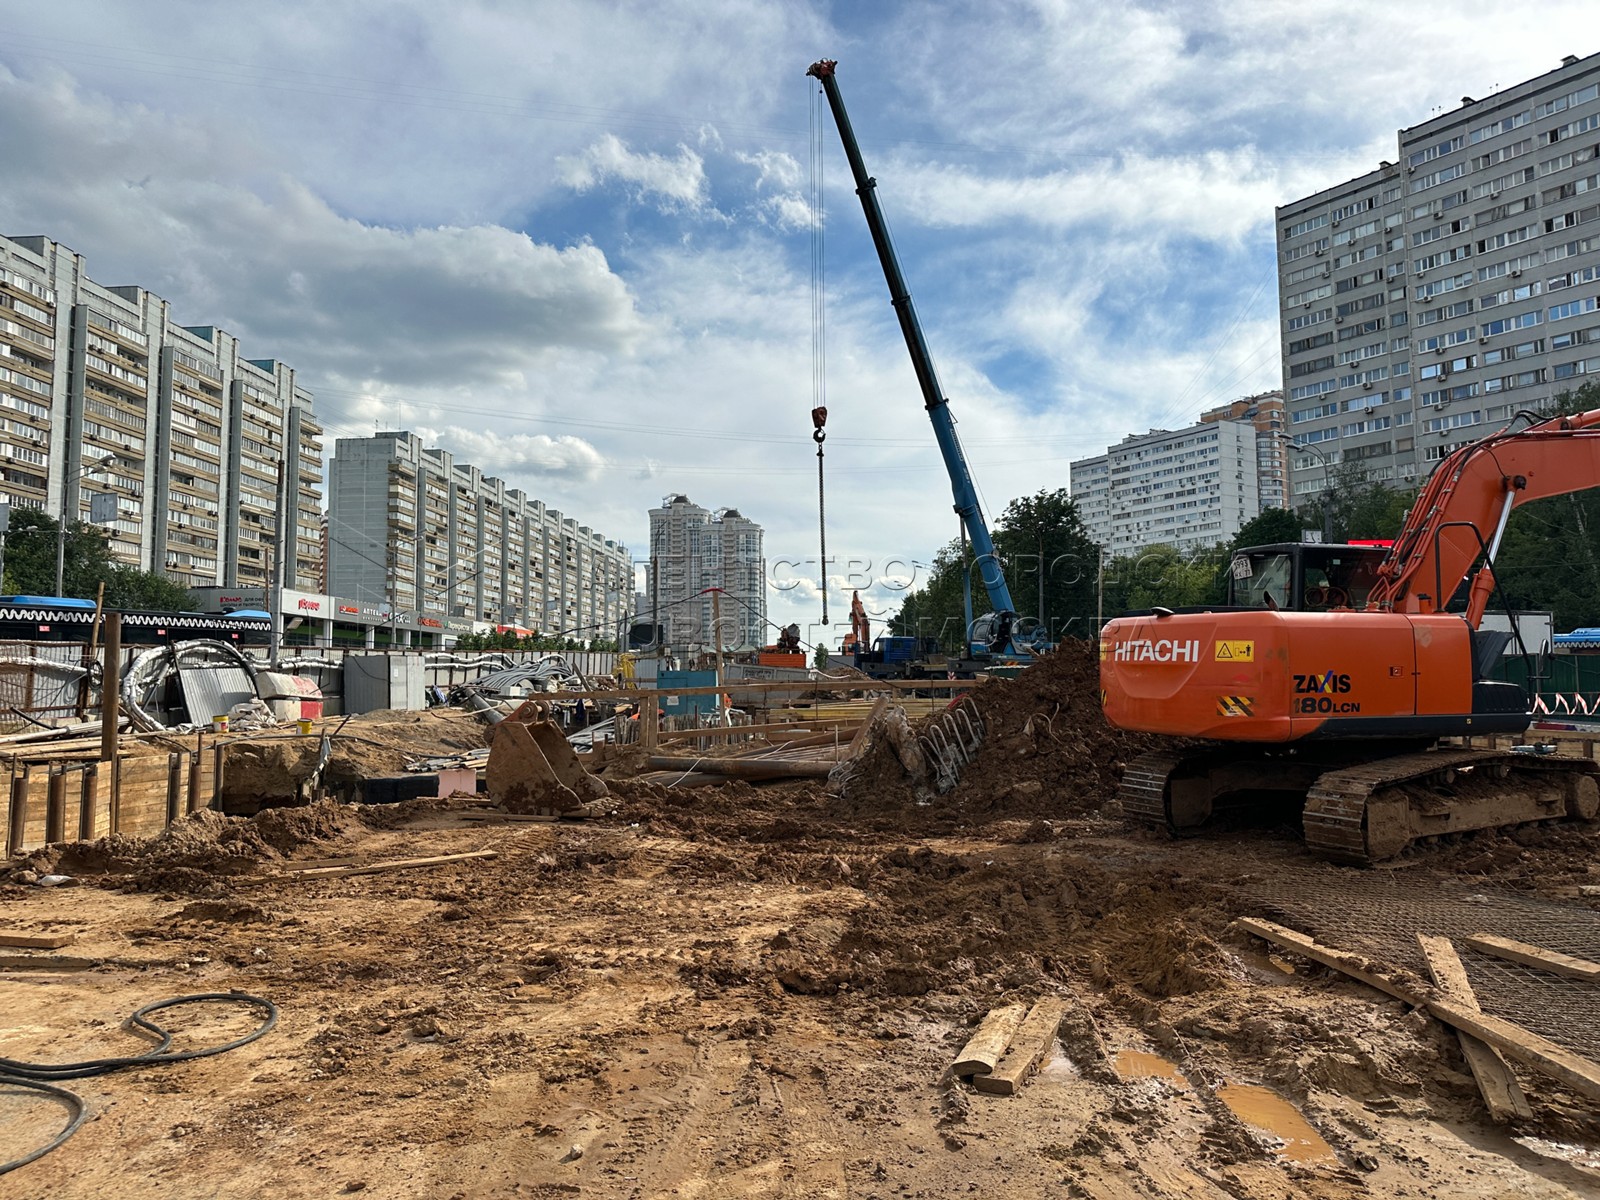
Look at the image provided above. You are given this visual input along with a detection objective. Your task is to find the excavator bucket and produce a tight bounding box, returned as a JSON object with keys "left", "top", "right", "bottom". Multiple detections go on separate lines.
{"left": 526, "top": 720, "right": 611, "bottom": 806}
{"left": 486, "top": 720, "right": 580, "bottom": 814}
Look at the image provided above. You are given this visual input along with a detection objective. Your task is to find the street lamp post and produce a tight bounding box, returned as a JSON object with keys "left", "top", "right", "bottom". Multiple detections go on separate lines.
{"left": 55, "top": 453, "right": 119, "bottom": 598}
{"left": 1275, "top": 434, "right": 1335, "bottom": 543}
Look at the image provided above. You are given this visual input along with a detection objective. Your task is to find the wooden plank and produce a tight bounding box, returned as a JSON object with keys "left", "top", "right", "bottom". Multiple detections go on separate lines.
{"left": 643, "top": 756, "right": 835, "bottom": 780}
{"left": 952, "top": 1003, "right": 1027, "bottom": 1078}
{"left": 0, "top": 931, "right": 77, "bottom": 949}
{"left": 846, "top": 697, "right": 889, "bottom": 762}
{"left": 457, "top": 812, "right": 561, "bottom": 823}
{"left": 1240, "top": 918, "right": 1600, "bottom": 1102}
{"left": 657, "top": 719, "right": 858, "bottom": 743}
{"left": 1464, "top": 933, "right": 1600, "bottom": 982}
{"left": 1235, "top": 918, "right": 1420, "bottom": 1001}
{"left": 973, "top": 1000, "right": 1064, "bottom": 1096}
{"left": 1417, "top": 934, "right": 1533, "bottom": 1123}
{"left": 285, "top": 849, "right": 498, "bottom": 879}
{"left": 45, "top": 770, "right": 66, "bottom": 843}
{"left": 0, "top": 954, "right": 100, "bottom": 971}
{"left": 283, "top": 855, "right": 362, "bottom": 870}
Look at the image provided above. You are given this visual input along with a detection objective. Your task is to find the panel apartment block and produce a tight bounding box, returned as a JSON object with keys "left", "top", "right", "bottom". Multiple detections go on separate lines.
{"left": 1277, "top": 51, "right": 1600, "bottom": 505}
{"left": 1070, "top": 418, "right": 1260, "bottom": 558}
{"left": 0, "top": 234, "right": 322, "bottom": 593}
{"left": 646, "top": 494, "right": 767, "bottom": 651}
{"left": 326, "top": 431, "right": 632, "bottom": 638}
{"left": 1199, "top": 390, "right": 1288, "bottom": 513}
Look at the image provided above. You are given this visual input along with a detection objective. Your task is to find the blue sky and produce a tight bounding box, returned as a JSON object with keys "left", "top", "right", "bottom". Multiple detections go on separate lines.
{"left": 0, "top": 2, "right": 1593, "bottom": 643}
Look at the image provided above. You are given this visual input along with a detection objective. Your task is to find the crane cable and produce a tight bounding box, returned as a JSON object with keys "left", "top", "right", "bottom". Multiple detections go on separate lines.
{"left": 809, "top": 75, "right": 829, "bottom": 626}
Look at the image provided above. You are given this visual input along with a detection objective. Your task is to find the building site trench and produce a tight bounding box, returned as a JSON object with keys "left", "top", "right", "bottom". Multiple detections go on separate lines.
{"left": 3, "top": 644, "right": 1600, "bottom": 1198}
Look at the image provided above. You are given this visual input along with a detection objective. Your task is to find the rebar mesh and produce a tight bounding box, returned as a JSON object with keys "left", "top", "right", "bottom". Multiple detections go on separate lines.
{"left": 1243, "top": 865, "right": 1600, "bottom": 1061}
{"left": 0, "top": 640, "right": 89, "bottom": 727}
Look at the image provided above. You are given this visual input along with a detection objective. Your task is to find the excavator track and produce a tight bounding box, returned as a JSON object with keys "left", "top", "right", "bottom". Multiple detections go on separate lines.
{"left": 1303, "top": 747, "right": 1600, "bottom": 865}
{"left": 1117, "top": 751, "right": 1190, "bottom": 829}
{"left": 1121, "top": 745, "right": 1600, "bottom": 865}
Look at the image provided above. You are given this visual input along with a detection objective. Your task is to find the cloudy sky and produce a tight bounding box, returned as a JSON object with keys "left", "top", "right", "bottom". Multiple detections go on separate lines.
{"left": 1, "top": 2, "right": 1593, "bottom": 643}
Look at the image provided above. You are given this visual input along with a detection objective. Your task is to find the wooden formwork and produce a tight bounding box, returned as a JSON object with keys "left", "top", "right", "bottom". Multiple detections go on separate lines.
{"left": 2, "top": 743, "right": 223, "bottom": 857}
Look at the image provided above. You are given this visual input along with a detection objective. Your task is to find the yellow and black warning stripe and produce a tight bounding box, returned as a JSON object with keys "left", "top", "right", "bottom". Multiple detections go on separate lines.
{"left": 1216, "top": 695, "right": 1255, "bottom": 717}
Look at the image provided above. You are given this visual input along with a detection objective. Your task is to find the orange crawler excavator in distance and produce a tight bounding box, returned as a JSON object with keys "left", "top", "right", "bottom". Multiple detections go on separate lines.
{"left": 1101, "top": 405, "right": 1600, "bottom": 864}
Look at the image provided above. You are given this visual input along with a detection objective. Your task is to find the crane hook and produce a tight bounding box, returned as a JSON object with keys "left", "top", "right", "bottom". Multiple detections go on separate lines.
{"left": 812, "top": 405, "right": 827, "bottom": 445}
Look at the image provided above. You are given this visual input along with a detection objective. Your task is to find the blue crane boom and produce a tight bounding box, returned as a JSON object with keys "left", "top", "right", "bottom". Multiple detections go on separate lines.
{"left": 807, "top": 58, "right": 1023, "bottom": 653}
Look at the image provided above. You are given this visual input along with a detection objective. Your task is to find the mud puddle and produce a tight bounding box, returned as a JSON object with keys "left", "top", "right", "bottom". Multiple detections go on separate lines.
{"left": 1218, "top": 1083, "right": 1336, "bottom": 1163}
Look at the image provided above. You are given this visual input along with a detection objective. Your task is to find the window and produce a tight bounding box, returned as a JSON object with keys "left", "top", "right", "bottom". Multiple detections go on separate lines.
{"left": 1423, "top": 410, "right": 1482, "bottom": 433}
{"left": 1284, "top": 214, "right": 1329, "bottom": 239}
{"left": 1480, "top": 282, "right": 1541, "bottom": 309}
{"left": 1544, "top": 201, "right": 1600, "bottom": 233}
{"left": 1470, "top": 166, "right": 1535, "bottom": 199}
{"left": 1411, "top": 162, "right": 1469, "bottom": 194}
{"left": 1468, "top": 111, "right": 1529, "bottom": 144}
{"left": 1543, "top": 170, "right": 1600, "bottom": 204}
{"left": 1474, "top": 137, "right": 1533, "bottom": 170}
{"left": 1550, "top": 296, "right": 1600, "bottom": 322}
{"left": 1481, "top": 310, "right": 1543, "bottom": 337}
{"left": 1417, "top": 299, "right": 1474, "bottom": 326}
{"left": 1408, "top": 135, "right": 1464, "bottom": 168}
{"left": 1535, "top": 82, "right": 1600, "bottom": 120}
{"left": 1476, "top": 223, "right": 1539, "bottom": 254}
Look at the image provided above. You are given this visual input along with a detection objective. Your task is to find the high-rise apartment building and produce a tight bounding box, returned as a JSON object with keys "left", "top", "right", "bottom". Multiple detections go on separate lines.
{"left": 326, "top": 431, "right": 633, "bottom": 638}
{"left": 1199, "top": 390, "right": 1288, "bottom": 512}
{"left": 0, "top": 234, "right": 322, "bottom": 592}
{"left": 1276, "top": 52, "right": 1600, "bottom": 506}
{"left": 1070, "top": 417, "right": 1261, "bottom": 558}
{"left": 645, "top": 495, "right": 766, "bottom": 650}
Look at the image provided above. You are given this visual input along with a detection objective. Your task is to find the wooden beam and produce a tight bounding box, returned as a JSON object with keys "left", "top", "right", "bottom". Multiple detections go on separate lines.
{"left": 489, "top": 677, "right": 980, "bottom": 703}
{"left": 1464, "top": 933, "right": 1600, "bottom": 982}
{"left": 973, "top": 1000, "right": 1064, "bottom": 1096}
{"left": 643, "top": 755, "right": 835, "bottom": 780}
{"left": 1239, "top": 918, "right": 1600, "bottom": 1102}
{"left": 639, "top": 693, "right": 659, "bottom": 753}
{"left": 656, "top": 719, "right": 860, "bottom": 743}
{"left": 952, "top": 1003, "right": 1027, "bottom": 1078}
{"left": 0, "top": 931, "right": 77, "bottom": 949}
{"left": 284, "top": 849, "right": 498, "bottom": 879}
{"left": 1417, "top": 934, "right": 1532, "bottom": 1123}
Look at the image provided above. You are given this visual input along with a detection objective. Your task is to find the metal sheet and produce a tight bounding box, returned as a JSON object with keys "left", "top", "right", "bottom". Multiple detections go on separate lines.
{"left": 177, "top": 666, "right": 256, "bottom": 725}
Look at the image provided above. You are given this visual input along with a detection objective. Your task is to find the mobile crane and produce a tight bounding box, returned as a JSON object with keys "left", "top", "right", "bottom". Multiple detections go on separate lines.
{"left": 1101, "top": 407, "right": 1600, "bottom": 864}
{"left": 808, "top": 60, "right": 1048, "bottom": 662}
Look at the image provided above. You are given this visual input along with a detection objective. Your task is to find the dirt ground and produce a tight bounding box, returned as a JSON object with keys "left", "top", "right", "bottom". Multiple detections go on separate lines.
{"left": 4, "top": 647, "right": 1600, "bottom": 1199}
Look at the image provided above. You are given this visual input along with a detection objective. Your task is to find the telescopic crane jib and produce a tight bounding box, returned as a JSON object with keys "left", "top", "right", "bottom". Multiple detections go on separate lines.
{"left": 807, "top": 58, "right": 1042, "bottom": 659}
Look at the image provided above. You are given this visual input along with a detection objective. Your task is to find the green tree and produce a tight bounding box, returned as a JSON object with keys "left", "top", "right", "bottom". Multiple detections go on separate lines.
{"left": 1298, "top": 462, "right": 1415, "bottom": 543}
{"left": 1490, "top": 381, "right": 1600, "bottom": 630}
{"left": 1100, "top": 543, "right": 1227, "bottom": 615}
{"left": 992, "top": 488, "right": 1103, "bottom": 641}
{"left": 1230, "top": 507, "right": 1302, "bottom": 551}
{"left": 888, "top": 491, "right": 1105, "bottom": 650}
{"left": 101, "top": 565, "right": 196, "bottom": 611}
{"left": 4, "top": 507, "right": 122, "bottom": 599}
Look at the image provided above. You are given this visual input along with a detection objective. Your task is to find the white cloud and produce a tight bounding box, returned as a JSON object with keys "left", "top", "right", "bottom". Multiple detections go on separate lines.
{"left": 558, "top": 133, "right": 709, "bottom": 210}
{"left": 413, "top": 429, "right": 607, "bottom": 482}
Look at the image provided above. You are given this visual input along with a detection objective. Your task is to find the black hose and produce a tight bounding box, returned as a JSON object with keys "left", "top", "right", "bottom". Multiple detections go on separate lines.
{"left": 0, "top": 992, "right": 278, "bottom": 1175}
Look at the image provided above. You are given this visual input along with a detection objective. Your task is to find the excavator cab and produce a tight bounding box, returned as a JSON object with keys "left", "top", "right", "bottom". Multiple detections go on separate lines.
{"left": 1226, "top": 543, "right": 1387, "bottom": 613}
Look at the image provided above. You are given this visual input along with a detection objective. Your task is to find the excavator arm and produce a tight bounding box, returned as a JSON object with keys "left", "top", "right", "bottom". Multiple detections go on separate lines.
{"left": 1370, "top": 406, "right": 1600, "bottom": 622}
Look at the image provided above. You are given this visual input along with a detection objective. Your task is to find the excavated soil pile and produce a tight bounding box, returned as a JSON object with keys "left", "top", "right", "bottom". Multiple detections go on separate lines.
{"left": 731, "top": 840, "right": 1237, "bottom": 1001}
{"left": 831, "top": 639, "right": 1167, "bottom": 824}
{"left": 951, "top": 638, "right": 1168, "bottom": 817}
{"left": 7, "top": 799, "right": 390, "bottom": 893}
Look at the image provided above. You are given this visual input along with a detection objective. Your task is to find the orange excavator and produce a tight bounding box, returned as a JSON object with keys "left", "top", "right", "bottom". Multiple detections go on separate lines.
{"left": 1101, "top": 406, "right": 1600, "bottom": 863}
{"left": 841, "top": 590, "right": 870, "bottom": 657}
